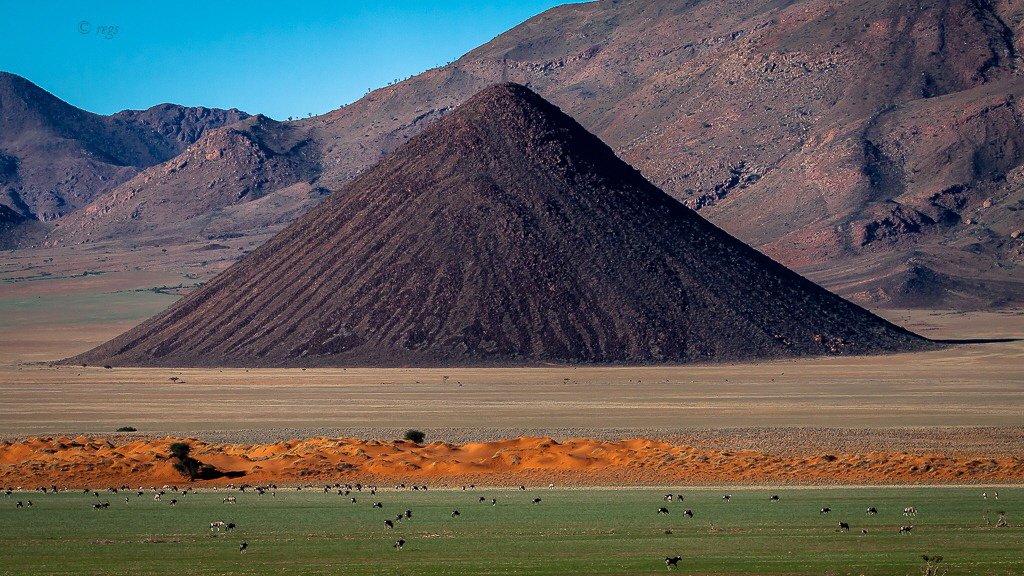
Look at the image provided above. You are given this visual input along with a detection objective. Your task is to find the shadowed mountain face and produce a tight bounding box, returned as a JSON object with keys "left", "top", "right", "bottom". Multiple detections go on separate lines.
{"left": 0, "top": 72, "right": 248, "bottom": 224}
{"left": 69, "top": 84, "right": 931, "bottom": 368}
{"left": 0, "top": 204, "right": 45, "bottom": 250}
{"left": 46, "top": 0, "right": 1024, "bottom": 308}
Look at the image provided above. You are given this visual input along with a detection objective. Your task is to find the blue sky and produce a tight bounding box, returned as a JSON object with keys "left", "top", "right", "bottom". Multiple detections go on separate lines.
{"left": 2, "top": 1, "right": 581, "bottom": 120}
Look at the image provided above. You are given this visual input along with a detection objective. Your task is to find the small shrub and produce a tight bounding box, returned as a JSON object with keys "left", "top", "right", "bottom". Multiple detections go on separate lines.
{"left": 169, "top": 442, "right": 201, "bottom": 480}
{"left": 169, "top": 442, "right": 191, "bottom": 460}
{"left": 116, "top": 426, "right": 137, "bottom": 432}
{"left": 403, "top": 429, "right": 426, "bottom": 444}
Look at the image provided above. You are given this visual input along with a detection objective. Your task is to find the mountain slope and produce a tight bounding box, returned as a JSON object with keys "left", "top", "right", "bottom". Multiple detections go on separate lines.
{"left": 43, "top": 0, "right": 1024, "bottom": 307}
{"left": 68, "top": 84, "right": 930, "bottom": 368}
{"left": 0, "top": 72, "right": 249, "bottom": 222}
{"left": 0, "top": 204, "right": 46, "bottom": 249}
{"left": 50, "top": 115, "right": 323, "bottom": 244}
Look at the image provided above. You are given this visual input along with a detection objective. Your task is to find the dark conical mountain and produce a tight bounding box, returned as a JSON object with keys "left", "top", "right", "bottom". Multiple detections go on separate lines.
{"left": 69, "top": 84, "right": 933, "bottom": 367}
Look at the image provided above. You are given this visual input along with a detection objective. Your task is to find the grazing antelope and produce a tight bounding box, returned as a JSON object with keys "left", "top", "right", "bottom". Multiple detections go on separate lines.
{"left": 866, "top": 507, "right": 878, "bottom": 515}
{"left": 838, "top": 522, "right": 850, "bottom": 532}
{"left": 384, "top": 519, "right": 395, "bottom": 529}
{"left": 223, "top": 496, "right": 236, "bottom": 504}
{"left": 769, "top": 495, "right": 780, "bottom": 502}
{"left": 903, "top": 506, "right": 917, "bottom": 516}
{"left": 532, "top": 498, "right": 542, "bottom": 504}
{"left": 239, "top": 542, "right": 248, "bottom": 554}
{"left": 372, "top": 502, "right": 383, "bottom": 508}
{"left": 665, "top": 555, "right": 682, "bottom": 569}
{"left": 664, "top": 494, "right": 673, "bottom": 502}
{"left": 657, "top": 507, "right": 670, "bottom": 515}
{"left": 683, "top": 510, "right": 694, "bottom": 518}
{"left": 722, "top": 494, "right": 732, "bottom": 502}
{"left": 820, "top": 507, "right": 831, "bottom": 514}
{"left": 451, "top": 510, "right": 461, "bottom": 518}
{"left": 490, "top": 498, "right": 497, "bottom": 506}
{"left": 210, "top": 521, "right": 227, "bottom": 531}
{"left": 405, "top": 510, "right": 412, "bottom": 519}
{"left": 899, "top": 525, "right": 913, "bottom": 535}
{"left": 169, "top": 499, "right": 177, "bottom": 506}
{"left": 479, "top": 496, "right": 486, "bottom": 503}
{"left": 394, "top": 539, "right": 405, "bottom": 550}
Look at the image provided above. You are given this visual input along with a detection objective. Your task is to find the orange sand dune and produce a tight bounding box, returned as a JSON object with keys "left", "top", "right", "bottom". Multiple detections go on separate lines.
{"left": 1, "top": 436, "right": 1022, "bottom": 488}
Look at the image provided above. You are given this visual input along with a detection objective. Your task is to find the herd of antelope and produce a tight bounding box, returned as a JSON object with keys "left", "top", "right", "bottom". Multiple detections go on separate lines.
{"left": 6, "top": 484, "right": 1010, "bottom": 569}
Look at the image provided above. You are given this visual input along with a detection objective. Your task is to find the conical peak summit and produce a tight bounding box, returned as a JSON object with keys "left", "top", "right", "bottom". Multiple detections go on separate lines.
{"left": 376, "top": 82, "right": 649, "bottom": 203}
{"left": 452, "top": 82, "right": 556, "bottom": 122}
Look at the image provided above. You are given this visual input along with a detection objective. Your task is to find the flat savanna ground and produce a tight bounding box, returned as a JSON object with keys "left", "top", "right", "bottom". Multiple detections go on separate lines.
{"left": 1, "top": 487, "right": 1020, "bottom": 575}
{"left": 0, "top": 241, "right": 1022, "bottom": 453}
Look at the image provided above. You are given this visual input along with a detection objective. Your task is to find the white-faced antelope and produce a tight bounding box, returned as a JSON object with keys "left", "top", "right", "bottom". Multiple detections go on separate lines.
{"left": 223, "top": 496, "right": 236, "bottom": 504}
{"left": 838, "top": 521, "right": 850, "bottom": 532}
{"left": 866, "top": 507, "right": 878, "bottom": 515}
{"left": 899, "top": 524, "right": 913, "bottom": 534}
{"left": 210, "top": 521, "right": 227, "bottom": 531}
{"left": 903, "top": 506, "right": 917, "bottom": 516}
{"left": 665, "top": 555, "right": 681, "bottom": 569}
{"left": 657, "top": 507, "right": 670, "bottom": 515}
{"left": 820, "top": 507, "right": 831, "bottom": 514}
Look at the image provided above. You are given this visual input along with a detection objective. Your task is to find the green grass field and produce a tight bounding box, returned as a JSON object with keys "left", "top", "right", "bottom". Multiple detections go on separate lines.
{"left": 0, "top": 487, "right": 1019, "bottom": 575}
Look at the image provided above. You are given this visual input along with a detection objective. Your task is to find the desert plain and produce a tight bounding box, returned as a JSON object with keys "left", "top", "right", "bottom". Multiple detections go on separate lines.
{"left": 0, "top": 241, "right": 1022, "bottom": 488}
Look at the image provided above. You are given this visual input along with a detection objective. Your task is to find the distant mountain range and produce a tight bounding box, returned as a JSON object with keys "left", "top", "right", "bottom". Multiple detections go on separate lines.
{"left": 0, "top": 71, "right": 248, "bottom": 221}
{"left": 6, "top": 0, "right": 1024, "bottom": 309}
{"left": 70, "top": 84, "right": 931, "bottom": 368}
